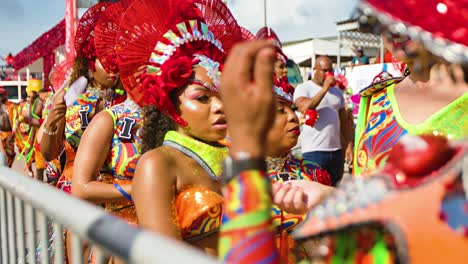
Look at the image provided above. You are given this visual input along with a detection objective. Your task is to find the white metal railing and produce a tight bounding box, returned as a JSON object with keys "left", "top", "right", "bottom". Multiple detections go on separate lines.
{"left": 0, "top": 158, "right": 217, "bottom": 264}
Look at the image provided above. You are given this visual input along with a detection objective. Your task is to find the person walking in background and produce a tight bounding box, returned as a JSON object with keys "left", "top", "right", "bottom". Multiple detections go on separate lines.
{"left": 351, "top": 47, "right": 370, "bottom": 66}
{"left": 293, "top": 56, "right": 353, "bottom": 186}
{"left": 0, "top": 87, "right": 16, "bottom": 167}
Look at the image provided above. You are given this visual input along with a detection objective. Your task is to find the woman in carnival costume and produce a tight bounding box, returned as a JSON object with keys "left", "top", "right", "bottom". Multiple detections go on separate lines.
{"left": 115, "top": 0, "right": 244, "bottom": 255}
{"left": 38, "top": 60, "right": 74, "bottom": 185}
{"left": 14, "top": 79, "right": 44, "bottom": 178}
{"left": 218, "top": 0, "right": 468, "bottom": 263}
{"left": 39, "top": 2, "right": 121, "bottom": 194}
{"left": 248, "top": 26, "right": 333, "bottom": 262}
{"left": 70, "top": 2, "right": 141, "bottom": 262}
{"left": 38, "top": 2, "right": 122, "bottom": 262}
{"left": 0, "top": 87, "right": 16, "bottom": 167}
{"left": 353, "top": 0, "right": 468, "bottom": 176}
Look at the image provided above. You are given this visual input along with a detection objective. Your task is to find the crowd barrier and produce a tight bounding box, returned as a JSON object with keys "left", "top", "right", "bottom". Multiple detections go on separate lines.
{"left": 0, "top": 159, "right": 217, "bottom": 264}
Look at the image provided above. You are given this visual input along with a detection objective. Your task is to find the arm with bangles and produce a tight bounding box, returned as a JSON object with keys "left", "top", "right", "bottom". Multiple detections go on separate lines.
{"left": 38, "top": 89, "right": 66, "bottom": 161}
{"left": 71, "top": 110, "right": 131, "bottom": 204}
{"left": 218, "top": 40, "right": 280, "bottom": 263}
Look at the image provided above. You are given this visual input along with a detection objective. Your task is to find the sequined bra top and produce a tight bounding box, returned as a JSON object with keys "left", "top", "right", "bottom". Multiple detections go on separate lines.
{"left": 162, "top": 131, "right": 228, "bottom": 241}
{"left": 267, "top": 154, "right": 331, "bottom": 233}
{"left": 354, "top": 85, "right": 467, "bottom": 176}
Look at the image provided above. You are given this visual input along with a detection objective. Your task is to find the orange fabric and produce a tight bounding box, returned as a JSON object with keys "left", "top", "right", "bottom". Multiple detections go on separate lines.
{"left": 34, "top": 149, "right": 47, "bottom": 169}
{"left": 175, "top": 187, "right": 223, "bottom": 240}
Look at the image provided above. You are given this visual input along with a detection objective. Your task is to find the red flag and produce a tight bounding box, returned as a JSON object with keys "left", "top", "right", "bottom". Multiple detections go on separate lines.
{"left": 65, "top": 0, "right": 77, "bottom": 61}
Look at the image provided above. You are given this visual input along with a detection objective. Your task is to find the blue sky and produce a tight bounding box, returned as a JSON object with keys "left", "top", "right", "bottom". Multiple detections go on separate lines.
{"left": 0, "top": 0, "right": 358, "bottom": 58}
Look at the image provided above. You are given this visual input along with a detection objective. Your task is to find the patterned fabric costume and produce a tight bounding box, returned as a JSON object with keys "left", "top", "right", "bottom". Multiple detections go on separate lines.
{"left": 219, "top": 137, "right": 468, "bottom": 264}
{"left": 99, "top": 99, "right": 143, "bottom": 225}
{"left": 57, "top": 86, "right": 114, "bottom": 193}
{"left": 162, "top": 131, "right": 227, "bottom": 241}
{"left": 14, "top": 98, "right": 41, "bottom": 169}
{"left": 267, "top": 154, "right": 331, "bottom": 263}
{"left": 354, "top": 84, "right": 467, "bottom": 176}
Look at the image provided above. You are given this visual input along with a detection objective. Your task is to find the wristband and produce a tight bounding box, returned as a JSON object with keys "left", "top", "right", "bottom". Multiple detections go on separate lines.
{"left": 114, "top": 183, "right": 133, "bottom": 202}
{"left": 222, "top": 156, "right": 266, "bottom": 184}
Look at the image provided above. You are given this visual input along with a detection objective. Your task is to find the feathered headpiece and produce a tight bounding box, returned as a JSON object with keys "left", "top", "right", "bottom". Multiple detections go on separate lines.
{"left": 359, "top": 0, "right": 468, "bottom": 63}
{"left": 255, "top": 27, "right": 294, "bottom": 103}
{"left": 256, "top": 27, "right": 287, "bottom": 64}
{"left": 117, "top": 0, "right": 243, "bottom": 126}
{"left": 94, "top": 0, "right": 134, "bottom": 74}
{"left": 75, "top": 2, "right": 110, "bottom": 71}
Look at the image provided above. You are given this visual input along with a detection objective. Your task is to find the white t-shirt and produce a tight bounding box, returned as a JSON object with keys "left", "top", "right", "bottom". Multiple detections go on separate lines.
{"left": 293, "top": 80, "right": 345, "bottom": 152}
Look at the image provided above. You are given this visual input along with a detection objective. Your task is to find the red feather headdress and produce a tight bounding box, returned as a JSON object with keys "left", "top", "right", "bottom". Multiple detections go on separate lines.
{"left": 117, "top": 0, "right": 244, "bottom": 126}
{"left": 94, "top": 0, "right": 134, "bottom": 74}
{"left": 75, "top": 3, "right": 111, "bottom": 71}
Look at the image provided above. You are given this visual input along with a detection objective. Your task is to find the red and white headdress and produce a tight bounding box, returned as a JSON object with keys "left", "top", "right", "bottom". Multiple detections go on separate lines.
{"left": 255, "top": 27, "right": 287, "bottom": 64}
{"left": 117, "top": 0, "right": 244, "bottom": 126}
{"left": 94, "top": 0, "right": 134, "bottom": 74}
{"left": 75, "top": 2, "right": 110, "bottom": 71}
{"left": 255, "top": 27, "right": 294, "bottom": 104}
{"left": 359, "top": 0, "right": 468, "bottom": 63}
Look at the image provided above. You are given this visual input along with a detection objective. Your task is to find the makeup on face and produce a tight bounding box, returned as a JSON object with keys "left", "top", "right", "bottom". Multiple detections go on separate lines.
{"left": 184, "top": 100, "right": 198, "bottom": 111}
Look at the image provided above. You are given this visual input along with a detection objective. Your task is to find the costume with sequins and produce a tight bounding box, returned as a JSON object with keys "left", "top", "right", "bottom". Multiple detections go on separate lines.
{"left": 267, "top": 154, "right": 331, "bottom": 262}
{"left": 99, "top": 99, "right": 142, "bottom": 224}
{"left": 354, "top": 84, "right": 467, "bottom": 176}
{"left": 220, "top": 144, "right": 468, "bottom": 264}
{"left": 56, "top": 85, "right": 114, "bottom": 193}
{"left": 162, "top": 131, "right": 227, "bottom": 241}
{"left": 1, "top": 101, "right": 17, "bottom": 167}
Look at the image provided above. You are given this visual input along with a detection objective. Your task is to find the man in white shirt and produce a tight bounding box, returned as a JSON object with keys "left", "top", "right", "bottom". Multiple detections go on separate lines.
{"left": 294, "top": 56, "right": 353, "bottom": 186}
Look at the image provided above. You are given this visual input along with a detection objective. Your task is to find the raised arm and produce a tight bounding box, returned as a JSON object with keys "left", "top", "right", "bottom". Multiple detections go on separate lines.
{"left": 218, "top": 40, "right": 279, "bottom": 263}
{"left": 38, "top": 89, "right": 66, "bottom": 161}
{"left": 294, "top": 77, "right": 335, "bottom": 113}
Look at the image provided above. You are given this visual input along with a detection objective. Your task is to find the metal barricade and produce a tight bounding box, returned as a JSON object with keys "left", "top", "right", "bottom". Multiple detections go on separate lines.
{"left": 0, "top": 165, "right": 218, "bottom": 264}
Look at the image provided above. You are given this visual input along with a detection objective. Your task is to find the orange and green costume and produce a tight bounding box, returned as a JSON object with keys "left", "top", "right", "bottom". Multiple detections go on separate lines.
{"left": 354, "top": 84, "right": 467, "bottom": 176}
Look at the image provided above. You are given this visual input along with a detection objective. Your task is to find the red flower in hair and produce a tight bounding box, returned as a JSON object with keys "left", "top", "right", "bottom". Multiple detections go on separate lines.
{"left": 140, "top": 55, "right": 193, "bottom": 127}
{"left": 160, "top": 55, "right": 194, "bottom": 89}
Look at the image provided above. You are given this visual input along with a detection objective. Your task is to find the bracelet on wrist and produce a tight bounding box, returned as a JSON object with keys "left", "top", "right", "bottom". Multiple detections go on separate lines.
{"left": 222, "top": 156, "right": 266, "bottom": 184}
{"left": 114, "top": 183, "right": 133, "bottom": 202}
{"left": 43, "top": 126, "right": 58, "bottom": 136}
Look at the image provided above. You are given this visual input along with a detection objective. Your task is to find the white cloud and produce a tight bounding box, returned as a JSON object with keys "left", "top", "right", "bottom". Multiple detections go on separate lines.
{"left": 228, "top": 0, "right": 359, "bottom": 42}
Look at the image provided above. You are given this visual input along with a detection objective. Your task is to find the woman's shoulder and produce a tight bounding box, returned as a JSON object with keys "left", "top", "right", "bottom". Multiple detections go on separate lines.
{"left": 139, "top": 146, "right": 178, "bottom": 168}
